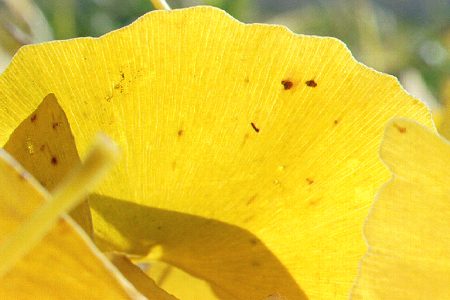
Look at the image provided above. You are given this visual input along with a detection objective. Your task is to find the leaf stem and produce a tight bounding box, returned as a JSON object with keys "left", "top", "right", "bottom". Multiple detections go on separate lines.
{"left": 150, "top": 0, "right": 171, "bottom": 10}
{"left": 0, "top": 134, "right": 119, "bottom": 278}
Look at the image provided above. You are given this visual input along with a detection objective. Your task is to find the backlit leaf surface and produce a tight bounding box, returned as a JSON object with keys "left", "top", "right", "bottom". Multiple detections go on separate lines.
{"left": 352, "top": 119, "right": 450, "bottom": 299}
{"left": 0, "top": 6, "right": 432, "bottom": 299}
{"left": 146, "top": 260, "right": 217, "bottom": 300}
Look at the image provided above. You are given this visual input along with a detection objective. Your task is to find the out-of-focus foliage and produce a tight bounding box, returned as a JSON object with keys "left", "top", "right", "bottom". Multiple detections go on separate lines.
{"left": 0, "top": 0, "right": 448, "bottom": 106}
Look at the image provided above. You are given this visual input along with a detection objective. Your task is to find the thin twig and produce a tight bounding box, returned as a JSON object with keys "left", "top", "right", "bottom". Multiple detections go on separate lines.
{"left": 150, "top": 0, "right": 171, "bottom": 10}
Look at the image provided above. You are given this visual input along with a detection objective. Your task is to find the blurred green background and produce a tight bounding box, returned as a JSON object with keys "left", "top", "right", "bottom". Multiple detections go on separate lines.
{"left": 0, "top": 0, "right": 449, "bottom": 108}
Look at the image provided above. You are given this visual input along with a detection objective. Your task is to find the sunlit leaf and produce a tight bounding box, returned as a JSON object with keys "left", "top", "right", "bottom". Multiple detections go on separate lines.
{"left": 0, "top": 6, "right": 432, "bottom": 299}
{"left": 0, "top": 150, "right": 144, "bottom": 299}
{"left": 352, "top": 119, "right": 450, "bottom": 299}
{"left": 3, "top": 93, "right": 92, "bottom": 236}
{"left": 146, "top": 260, "right": 218, "bottom": 300}
{"left": 92, "top": 198, "right": 306, "bottom": 299}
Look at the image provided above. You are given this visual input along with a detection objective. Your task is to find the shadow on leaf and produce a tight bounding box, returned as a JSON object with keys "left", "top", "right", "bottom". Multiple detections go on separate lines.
{"left": 90, "top": 194, "right": 306, "bottom": 299}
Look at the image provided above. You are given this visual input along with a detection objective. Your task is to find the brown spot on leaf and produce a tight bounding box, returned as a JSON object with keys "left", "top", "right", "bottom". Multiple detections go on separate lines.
{"left": 393, "top": 123, "right": 407, "bottom": 133}
{"left": 243, "top": 215, "right": 255, "bottom": 223}
{"left": 171, "top": 160, "right": 177, "bottom": 171}
{"left": 251, "top": 122, "right": 260, "bottom": 133}
{"left": 30, "top": 114, "right": 37, "bottom": 122}
{"left": 51, "top": 156, "right": 58, "bottom": 166}
{"left": 241, "top": 133, "right": 250, "bottom": 147}
{"left": 308, "top": 198, "right": 321, "bottom": 206}
{"left": 334, "top": 119, "right": 339, "bottom": 125}
{"left": 251, "top": 260, "right": 261, "bottom": 267}
{"left": 281, "top": 80, "right": 293, "bottom": 90}
{"left": 52, "top": 122, "right": 61, "bottom": 129}
{"left": 57, "top": 218, "right": 66, "bottom": 227}
{"left": 305, "top": 80, "right": 317, "bottom": 87}
{"left": 249, "top": 238, "right": 258, "bottom": 245}
{"left": 306, "top": 178, "right": 314, "bottom": 185}
{"left": 246, "top": 194, "right": 258, "bottom": 206}
{"left": 56, "top": 218, "right": 72, "bottom": 235}
{"left": 177, "top": 129, "right": 184, "bottom": 137}
{"left": 40, "top": 144, "right": 46, "bottom": 151}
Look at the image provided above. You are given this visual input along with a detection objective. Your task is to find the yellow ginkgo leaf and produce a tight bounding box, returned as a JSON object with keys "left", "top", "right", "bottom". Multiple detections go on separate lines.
{"left": 92, "top": 197, "right": 306, "bottom": 299}
{"left": 146, "top": 260, "right": 217, "bottom": 300}
{"left": 4, "top": 93, "right": 92, "bottom": 236}
{"left": 352, "top": 119, "right": 450, "bottom": 299}
{"left": 0, "top": 6, "right": 433, "bottom": 299}
{"left": 0, "top": 147, "right": 145, "bottom": 299}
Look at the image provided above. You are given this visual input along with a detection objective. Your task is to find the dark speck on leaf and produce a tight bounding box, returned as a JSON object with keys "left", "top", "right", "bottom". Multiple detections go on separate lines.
{"left": 30, "top": 114, "right": 37, "bottom": 122}
{"left": 177, "top": 129, "right": 184, "bottom": 137}
{"left": 51, "top": 156, "right": 58, "bottom": 165}
{"left": 308, "top": 198, "right": 320, "bottom": 206}
{"left": 241, "top": 133, "right": 250, "bottom": 147}
{"left": 281, "top": 80, "right": 293, "bottom": 90}
{"left": 246, "top": 194, "right": 258, "bottom": 206}
{"left": 334, "top": 119, "right": 339, "bottom": 125}
{"left": 393, "top": 123, "right": 407, "bottom": 133}
{"left": 249, "top": 238, "right": 258, "bottom": 245}
{"left": 305, "top": 80, "right": 317, "bottom": 87}
{"left": 306, "top": 178, "right": 314, "bottom": 185}
{"left": 251, "top": 122, "right": 260, "bottom": 133}
{"left": 251, "top": 260, "right": 261, "bottom": 267}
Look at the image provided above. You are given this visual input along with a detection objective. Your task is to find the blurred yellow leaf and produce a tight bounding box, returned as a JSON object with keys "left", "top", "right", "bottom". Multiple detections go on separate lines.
{"left": 0, "top": 150, "right": 144, "bottom": 299}
{"left": 438, "top": 79, "right": 450, "bottom": 139}
{"left": 3, "top": 93, "right": 92, "bottom": 236}
{"left": 0, "top": 6, "right": 432, "bottom": 299}
{"left": 352, "top": 119, "right": 450, "bottom": 299}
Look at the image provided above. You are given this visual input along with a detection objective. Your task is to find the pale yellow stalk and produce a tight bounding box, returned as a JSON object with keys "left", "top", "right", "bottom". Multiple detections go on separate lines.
{"left": 150, "top": 0, "right": 171, "bottom": 10}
